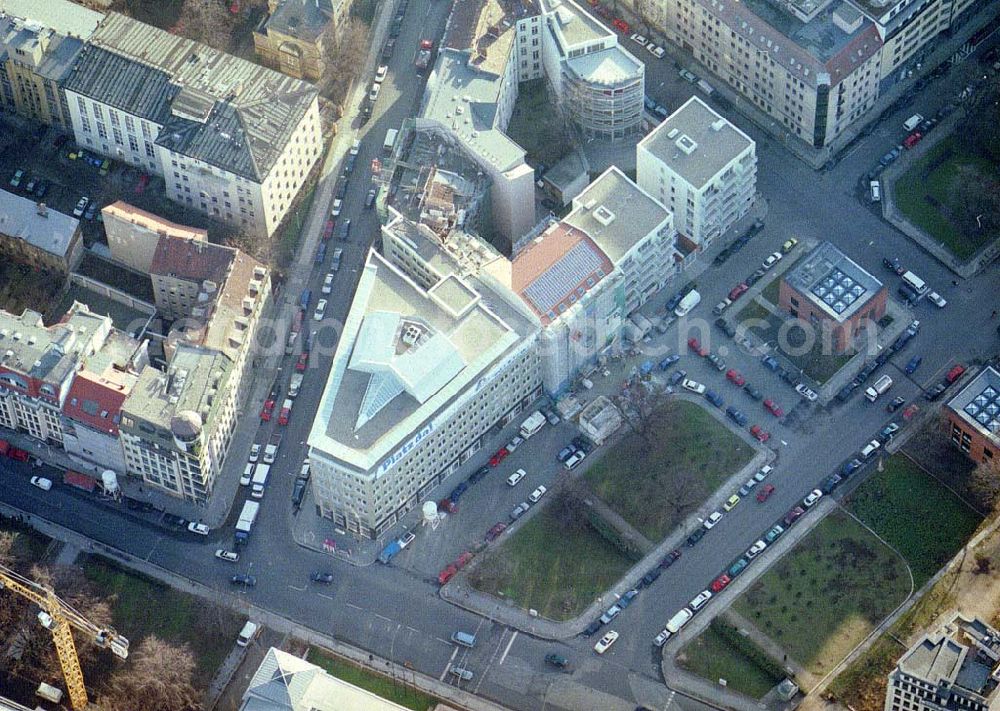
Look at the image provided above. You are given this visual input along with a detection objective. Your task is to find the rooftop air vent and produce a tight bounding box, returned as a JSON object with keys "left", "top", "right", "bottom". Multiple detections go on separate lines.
{"left": 711, "top": 119, "right": 725, "bottom": 131}
{"left": 667, "top": 128, "right": 680, "bottom": 139}
{"left": 592, "top": 205, "right": 616, "bottom": 226}
{"left": 675, "top": 134, "right": 698, "bottom": 155}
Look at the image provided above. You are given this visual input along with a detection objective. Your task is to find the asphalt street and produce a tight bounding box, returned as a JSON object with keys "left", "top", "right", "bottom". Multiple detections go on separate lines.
{"left": 3, "top": 5, "right": 1000, "bottom": 711}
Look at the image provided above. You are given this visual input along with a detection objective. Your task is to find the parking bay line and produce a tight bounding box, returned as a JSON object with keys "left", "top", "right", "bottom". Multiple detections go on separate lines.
{"left": 317, "top": 592, "right": 335, "bottom": 600}
{"left": 346, "top": 602, "right": 364, "bottom": 612}
{"left": 439, "top": 647, "right": 459, "bottom": 681}
{"left": 498, "top": 631, "right": 518, "bottom": 666}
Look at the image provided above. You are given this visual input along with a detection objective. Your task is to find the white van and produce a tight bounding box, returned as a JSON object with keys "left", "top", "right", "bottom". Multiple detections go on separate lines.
{"left": 451, "top": 631, "right": 476, "bottom": 647}
{"left": 240, "top": 464, "right": 253, "bottom": 486}
{"left": 902, "top": 271, "right": 928, "bottom": 295}
{"left": 383, "top": 128, "right": 398, "bottom": 153}
{"left": 666, "top": 608, "right": 694, "bottom": 634}
{"left": 237, "top": 621, "right": 259, "bottom": 647}
{"left": 903, "top": 114, "right": 923, "bottom": 131}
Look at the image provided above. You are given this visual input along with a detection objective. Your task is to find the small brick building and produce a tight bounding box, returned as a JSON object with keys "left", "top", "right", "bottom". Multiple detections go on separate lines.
{"left": 777, "top": 241, "right": 886, "bottom": 354}
{"left": 944, "top": 366, "right": 1000, "bottom": 471}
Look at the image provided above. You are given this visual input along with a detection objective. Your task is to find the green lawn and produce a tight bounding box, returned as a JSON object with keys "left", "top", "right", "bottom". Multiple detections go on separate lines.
{"left": 735, "top": 511, "right": 909, "bottom": 678}
{"left": 759, "top": 275, "right": 781, "bottom": 305}
{"left": 307, "top": 649, "right": 438, "bottom": 711}
{"left": 894, "top": 136, "right": 999, "bottom": 260}
{"left": 732, "top": 300, "right": 854, "bottom": 384}
{"left": 584, "top": 400, "right": 753, "bottom": 541}
{"left": 506, "top": 79, "right": 572, "bottom": 168}
{"left": 846, "top": 455, "right": 983, "bottom": 587}
{"left": 679, "top": 620, "right": 785, "bottom": 699}
{"left": 468, "top": 504, "right": 633, "bottom": 620}
{"left": 82, "top": 556, "right": 243, "bottom": 686}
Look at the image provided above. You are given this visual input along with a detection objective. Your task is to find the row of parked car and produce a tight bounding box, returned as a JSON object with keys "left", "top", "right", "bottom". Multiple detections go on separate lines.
{"left": 650, "top": 478, "right": 824, "bottom": 648}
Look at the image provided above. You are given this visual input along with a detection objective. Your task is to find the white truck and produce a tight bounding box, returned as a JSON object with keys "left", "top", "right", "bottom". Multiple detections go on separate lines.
{"left": 263, "top": 432, "right": 282, "bottom": 464}
{"left": 250, "top": 464, "right": 270, "bottom": 499}
{"left": 383, "top": 128, "right": 398, "bottom": 153}
{"left": 235, "top": 501, "right": 260, "bottom": 544}
{"left": 674, "top": 289, "right": 702, "bottom": 317}
{"left": 519, "top": 411, "right": 546, "bottom": 439}
{"left": 288, "top": 373, "right": 303, "bottom": 398}
{"left": 865, "top": 374, "right": 893, "bottom": 402}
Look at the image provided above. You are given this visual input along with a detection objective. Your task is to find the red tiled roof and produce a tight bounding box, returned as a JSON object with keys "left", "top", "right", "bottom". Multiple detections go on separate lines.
{"left": 150, "top": 235, "right": 235, "bottom": 284}
{"left": 511, "top": 222, "right": 613, "bottom": 325}
{"left": 62, "top": 371, "right": 130, "bottom": 435}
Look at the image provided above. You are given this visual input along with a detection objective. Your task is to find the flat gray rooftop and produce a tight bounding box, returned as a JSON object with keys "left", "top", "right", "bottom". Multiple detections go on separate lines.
{"left": 948, "top": 366, "right": 1000, "bottom": 444}
{"left": 639, "top": 96, "right": 753, "bottom": 190}
{"left": 783, "top": 241, "right": 883, "bottom": 323}
{"left": 563, "top": 167, "right": 670, "bottom": 263}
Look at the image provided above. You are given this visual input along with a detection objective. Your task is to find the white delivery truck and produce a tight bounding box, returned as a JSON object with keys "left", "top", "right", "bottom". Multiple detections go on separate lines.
{"left": 519, "top": 411, "right": 546, "bottom": 439}
{"left": 383, "top": 128, "right": 398, "bottom": 153}
{"left": 250, "top": 464, "right": 270, "bottom": 499}
{"left": 235, "top": 501, "right": 260, "bottom": 544}
{"left": 288, "top": 373, "right": 303, "bottom": 398}
{"left": 674, "top": 289, "right": 702, "bottom": 317}
{"left": 865, "top": 374, "right": 893, "bottom": 402}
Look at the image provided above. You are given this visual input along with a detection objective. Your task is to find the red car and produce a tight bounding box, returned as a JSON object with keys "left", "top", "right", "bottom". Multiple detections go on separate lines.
{"left": 489, "top": 447, "right": 509, "bottom": 467}
{"left": 728, "top": 283, "right": 749, "bottom": 301}
{"left": 726, "top": 369, "right": 746, "bottom": 386}
{"left": 946, "top": 364, "right": 966, "bottom": 383}
{"left": 438, "top": 498, "right": 457, "bottom": 514}
{"left": 454, "top": 551, "right": 474, "bottom": 569}
{"left": 750, "top": 424, "right": 770, "bottom": 443}
{"left": 903, "top": 132, "right": 922, "bottom": 149}
{"left": 134, "top": 173, "right": 150, "bottom": 194}
{"left": 783, "top": 506, "right": 805, "bottom": 526}
{"left": 278, "top": 404, "right": 291, "bottom": 426}
{"left": 612, "top": 18, "right": 629, "bottom": 33}
{"left": 8, "top": 447, "right": 29, "bottom": 462}
{"left": 710, "top": 574, "right": 731, "bottom": 593}
{"left": 437, "top": 565, "right": 457, "bottom": 585}
{"left": 763, "top": 399, "right": 784, "bottom": 417}
{"left": 295, "top": 352, "right": 309, "bottom": 372}
{"left": 756, "top": 483, "right": 776, "bottom": 503}
{"left": 322, "top": 219, "right": 335, "bottom": 241}
{"left": 260, "top": 398, "right": 275, "bottom": 421}
{"left": 903, "top": 404, "right": 919, "bottom": 420}
{"left": 485, "top": 522, "right": 508, "bottom": 542}
{"left": 687, "top": 337, "right": 708, "bottom": 357}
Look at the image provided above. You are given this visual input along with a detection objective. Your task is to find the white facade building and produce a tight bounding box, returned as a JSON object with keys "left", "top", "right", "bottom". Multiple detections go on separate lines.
{"left": 62, "top": 12, "right": 321, "bottom": 239}
{"left": 637, "top": 96, "right": 757, "bottom": 246}
{"left": 307, "top": 249, "right": 541, "bottom": 538}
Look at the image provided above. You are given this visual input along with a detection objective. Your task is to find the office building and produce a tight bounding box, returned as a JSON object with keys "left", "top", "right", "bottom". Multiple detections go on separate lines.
{"left": 886, "top": 615, "right": 1000, "bottom": 711}
{"left": 656, "top": 0, "right": 883, "bottom": 148}
{"left": 308, "top": 249, "right": 540, "bottom": 538}
{"left": 778, "top": 241, "right": 886, "bottom": 353}
{"left": 0, "top": 189, "right": 83, "bottom": 274}
{"left": 0, "top": 0, "right": 102, "bottom": 128}
{"left": 637, "top": 97, "right": 756, "bottom": 246}
{"left": 944, "top": 366, "right": 999, "bottom": 471}
{"left": 63, "top": 12, "right": 322, "bottom": 239}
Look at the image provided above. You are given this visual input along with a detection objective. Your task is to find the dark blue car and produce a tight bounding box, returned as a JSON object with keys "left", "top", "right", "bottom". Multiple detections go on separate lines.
{"left": 905, "top": 355, "right": 922, "bottom": 374}
{"left": 704, "top": 390, "right": 724, "bottom": 408}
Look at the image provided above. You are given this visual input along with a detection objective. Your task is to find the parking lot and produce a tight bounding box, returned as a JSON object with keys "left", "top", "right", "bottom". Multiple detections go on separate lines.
{"left": 0, "top": 115, "right": 216, "bottom": 248}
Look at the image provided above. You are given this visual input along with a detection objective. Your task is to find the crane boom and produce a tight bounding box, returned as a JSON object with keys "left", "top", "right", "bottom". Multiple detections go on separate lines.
{"left": 0, "top": 562, "right": 129, "bottom": 710}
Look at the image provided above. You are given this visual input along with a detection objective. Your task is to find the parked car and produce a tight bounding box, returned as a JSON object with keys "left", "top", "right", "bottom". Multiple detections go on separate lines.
{"left": 594, "top": 631, "right": 619, "bottom": 654}
{"left": 641, "top": 566, "right": 663, "bottom": 585}
{"left": 689, "top": 590, "right": 712, "bottom": 610}
{"left": 756, "top": 483, "right": 776, "bottom": 502}
{"left": 310, "top": 572, "right": 335, "bottom": 584}
{"left": 726, "top": 406, "right": 748, "bottom": 426}
{"left": 795, "top": 383, "right": 819, "bottom": 401}
{"left": 783, "top": 506, "right": 805, "bottom": 526}
{"left": 927, "top": 291, "right": 947, "bottom": 308}
{"left": 313, "top": 299, "right": 328, "bottom": 321}
{"left": 905, "top": 356, "right": 922, "bottom": 375}
{"left": 821, "top": 474, "right": 842, "bottom": 494}
{"left": 507, "top": 469, "right": 526, "bottom": 486}
{"left": 9, "top": 169, "right": 24, "bottom": 187}
{"left": 763, "top": 399, "right": 784, "bottom": 417}
{"left": 782, "top": 237, "right": 799, "bottom": 253}
{"left": 703, "top": 511, "right": 723, "bottom": 529}
{"left": 723, "top": 495, "right": 741, "bottom": 512}
{"left": 687, "top": 337, "right": 708, "bottom": 356}
{"left": 556, "top": 445, "right": 577, "bottom": 462}
{"left": 728, "top": 556, "right": 749, "bottom": 577}
{"left": 745, "top": 540, "right": 767, "bottom": 559}
{"left": 653, "top": 629, "right": 671, "bottom": 647}
{"left": 744, "top": 382, "right": 763, "bottom": 401}
{"left": 761, "top": 252, "right": 783, "bottom": 270}
{"left": 682, "top": 378, "right": 706, "bottom": 395}
{"left": 215, "top": 549, "right": 239, "bottom": 562}
{"left": 679, "top": 69, "right": 698, "bottom": 83}
{"left": 572, "top": 436, "right": 594, "bottom": 454}
{"left": 753, "top": 465, "right": 773, "bottom": 482}
{"left": 726, "top": 369, "right": 746, "bottom": 386}
{"left": 659, "top": 549, "right": 682, "bottom": 569}
{"left": 706, "top": 353, "right": 726, "bottom": 371}
{"left": 728, "top": 283, "right": 749, "bottom": 300}
{"left": 686, "top": 528, "right": 706, "bottom": 547}
{"left": 764, "top": 524, "right": 784, "bottom": 544}
{"left": 563, "top": 451, "right": 585, "bottom": 470}
{"left": 761, "top": 355, "right": 780, "bottom": 371}
{"left": 231, "top": 574, "right": 257, "bottom": 587}
{"left": 879, "top": 422, "right": 900, "bottom": 442}
{"left": 510, "top": 502, "right": 530, "bottom": 520}
{"left": 529, "top": 485, "right": 548, "bottom": 502}
{"left": 802, "top": 489, "right": 823, "bottom": 507}
{"left": 749, "top": 425, "right": 770, "bottom": 443}
{"left": 72, "top": 196, "right": 89, "bottom": 217}
{"left": 187, "top": 522, "right": 210, "bottom": 536}
{"left": 30, "top": 476, "right": 53, "bottom": 491}
{"left": 545, "top": 653, "right": 570, "bottom": 669}
{"left": 710, "top": 574, "right": 732, "bottom": 593}
{"left": 489, "top": 447, "right": 510, "bottom": 467}
{"left": 841, "top": 458, "right": 862, "bottom": 477}
{"left": 365, "top": 187, "right": 378, "bottom": 208}
{"left": 485, "top": 522, "right": 508, "bottom": 542}
{"left": 629, "top": 33, "right": 648, "bottom": 47}
{"left": 331, "top": 198, "right": 343, "bottom": 217}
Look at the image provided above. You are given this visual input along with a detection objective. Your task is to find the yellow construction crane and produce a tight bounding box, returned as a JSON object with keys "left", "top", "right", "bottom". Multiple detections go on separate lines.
{"left": 0, "top": 562, "right": 129, "bottom": 710}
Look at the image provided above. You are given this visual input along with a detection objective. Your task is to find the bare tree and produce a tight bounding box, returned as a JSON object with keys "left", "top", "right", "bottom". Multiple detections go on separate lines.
{"left": 321, "top": 18, "right": 371, "bottom": 105}
{"left": 659, "top": 468, "right": 705, "bottom": 518}
{"left": 967, "top": 463, "right": 1000, "bottom": 512}
{"left": 174, "top": 0, "right": 234, "bottom": 51}
{"left": 98, "top": 636, "right": 202, "bottom": 711}
{"left": 618, "top": 385, "right": 670, "bottom": 451}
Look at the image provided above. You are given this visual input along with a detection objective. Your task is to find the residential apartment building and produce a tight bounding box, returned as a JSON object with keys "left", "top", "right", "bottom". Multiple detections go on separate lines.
{"left": 0, "top": 189, "right": 83, "bottom": 274}
{"left": 0, "top": 303, "right": 144, "bottom": 456}
{"left": 944, "top": 366, "right": 999, "bottom": 471}
{"left": 253, "top": 0, "right": 345, "bottom": 81}
{"left": 778, "top": 241, "right": 886, "bottom": 353}
{"left": 102, "top": 201, "right": 208, "bottom": 274}
{"left": 0, "top": 0, "right": 102, "bottom": 128}
{"left": 886, "top": 615, "right": 1000, "bottom": 711}
{"left": 62, "top": 12, "right": 322, "bottom": 240}
{"left": 637, "top": 97, "right": 756, "bottom": 246}
{"left": 308, "top": 249, "right": 540, "bottom": 538}
{"left": 657, "top": 0, "right": 883, "bottom": 147}
{"left": 538, "top": 0, "right": 645, "bottom": 140}
{"left": 120, "top": 241, "right": 271, "bottom": 503}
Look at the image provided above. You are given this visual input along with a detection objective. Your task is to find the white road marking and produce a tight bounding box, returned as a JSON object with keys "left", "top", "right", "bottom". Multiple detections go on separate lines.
{"left": 498, "top": 631, "right": 518, "bottom": 666}
{"left": 374, "top": 613, "right": 392, "bottom": 623}
{"left": 346, "top": 602, "right": 364, "bottom": 611}
{"left": 434, "top": 637, "right": 452, "bottom": 646}
{"left": 439, "top": 647, "right": 459, "bottom": 680}
{"left": 288, "top": 584, "right": 307, "bottom": 592}
{"left": 406, "top": 626, "right": 420, "bottom": 634}
{"left": 317, "top": 592, "right": 335, "bottom": 600}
